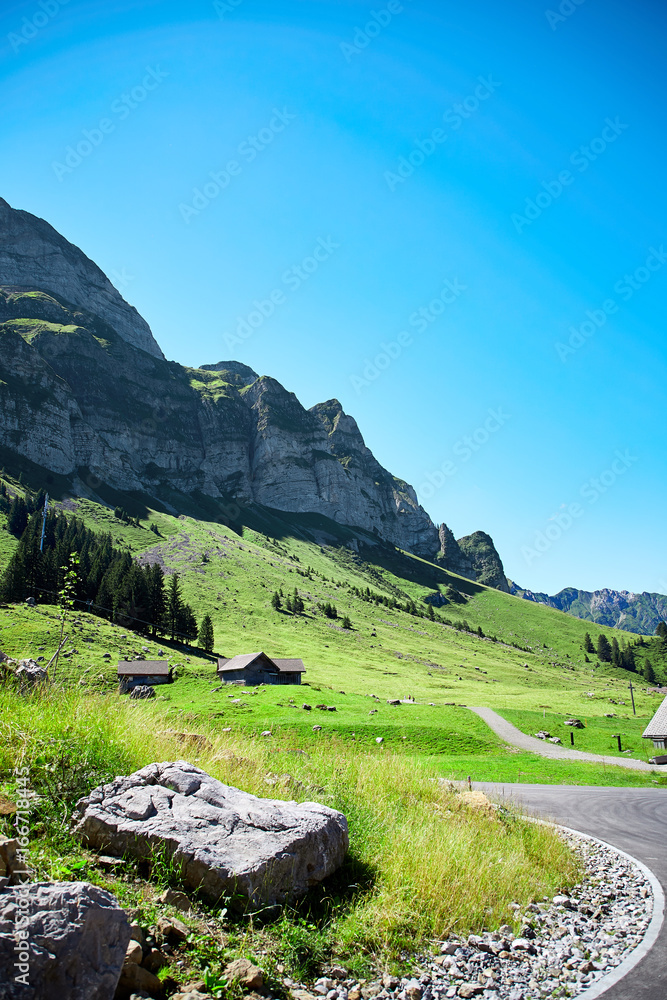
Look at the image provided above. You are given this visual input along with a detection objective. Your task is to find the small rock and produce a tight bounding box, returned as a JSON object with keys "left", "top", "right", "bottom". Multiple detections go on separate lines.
{"left": 116, "top": 961, "right": 164, "bottom": 998}
{"left": 457, "top": 986, "right": 484, "bottom": 999}
{"left": 142, "top": 948, "right": 168, "bottom": 974}
{"left": 125, "top": 939, "right": 144, "bottom": 965}
{"left": 511, "top": 938, "right": 536, "bottom": 954}
{"left": 157, "top": 915, "right": 189, "bottom": 942}
{"left": 225, "top": 957, "right": 264, "bottom": 991}
{"left": 159, "top": 888, "right": 192, "bottom": 912}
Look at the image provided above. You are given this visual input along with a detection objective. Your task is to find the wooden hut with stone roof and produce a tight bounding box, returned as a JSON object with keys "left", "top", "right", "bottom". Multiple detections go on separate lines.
{"left": 216, "top": 652, "right": 305, "bottom": 686}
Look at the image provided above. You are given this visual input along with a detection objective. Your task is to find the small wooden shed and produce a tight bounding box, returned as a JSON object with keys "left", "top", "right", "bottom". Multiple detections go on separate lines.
{"left": 217, "top": 652, "right": 306, "bottom": 686}
{"left": 118, "top": 660, "right": 173, "bottom": 692}
{"left": 642, "top": 695, "right": 667, "bottom": 751}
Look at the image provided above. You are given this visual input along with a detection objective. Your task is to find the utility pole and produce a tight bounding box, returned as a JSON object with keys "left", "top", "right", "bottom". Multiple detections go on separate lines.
{"left": 39, "top": 493, "right": 49, "bottom": 552}
{"left": 629, "top": 679, "right": 636, "bottom": 715}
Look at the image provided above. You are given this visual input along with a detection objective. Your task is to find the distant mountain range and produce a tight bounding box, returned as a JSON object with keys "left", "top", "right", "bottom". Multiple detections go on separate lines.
{"left": 508, "top": 583, "right": 667, "bottom": 636}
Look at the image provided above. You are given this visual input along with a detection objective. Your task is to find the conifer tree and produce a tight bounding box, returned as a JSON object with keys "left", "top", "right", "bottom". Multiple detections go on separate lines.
{"left": 611, "top": 638, "right": 621, "bottom": 668}
{"left": 271, "top": 591, "right": 282, "bottom": 611}
{"left": 198, "top": 614, "right": 214, "bottom": 653}
{"left": 643, "top": 659, "right": 656, "bottom": 683}
{"left": 597, "top": 634, "right": 612, "bottom": 662}
{"left": 166, "top": 573, "right": 184, "bottom": 640}
{"left": 583, "top": 632, "right": 595, "bottom": 653}
{"left": 8, "top": 496, "right": 28, "bottom": 538}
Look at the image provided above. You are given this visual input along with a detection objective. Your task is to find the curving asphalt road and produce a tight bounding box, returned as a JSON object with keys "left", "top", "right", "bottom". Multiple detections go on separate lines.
{"left": 470, "top": 706, "right": 658, "bottom": 772}
{"left": 474, "top": 783, "right": 666, "bottom": 999}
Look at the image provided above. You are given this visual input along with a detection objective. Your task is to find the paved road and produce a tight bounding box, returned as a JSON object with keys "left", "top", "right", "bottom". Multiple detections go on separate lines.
{"left": 475, "top": 783, "right": 666, "bottom": 1000}
{"left": 470, "top": 706, "right": 658, "bottom": 772}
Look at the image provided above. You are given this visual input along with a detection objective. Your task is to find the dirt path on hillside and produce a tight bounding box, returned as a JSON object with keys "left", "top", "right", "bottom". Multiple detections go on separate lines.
{"left": 470, "top": 706, "right": 659, "bottom": 773}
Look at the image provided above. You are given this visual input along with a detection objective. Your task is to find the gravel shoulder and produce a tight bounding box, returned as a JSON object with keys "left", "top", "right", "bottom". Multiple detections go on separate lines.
{"left": 469, "top": 707, "right": 657, "bottom": 773}
{"left": 474, "top": 784, "right": 667, "bottom": 1000}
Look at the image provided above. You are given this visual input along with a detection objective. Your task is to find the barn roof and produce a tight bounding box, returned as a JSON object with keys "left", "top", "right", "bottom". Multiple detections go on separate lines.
{"left": 217, "top": 653, "right": 306, "bottom": 674}
{"left": 117, "top": 660, "right": 171, "bottom": 676}
{"left": 642, "top": 695, "right": 667, "bottom": 739}
{"left": 273, "top": 658, "right": 306, "bottom": 673}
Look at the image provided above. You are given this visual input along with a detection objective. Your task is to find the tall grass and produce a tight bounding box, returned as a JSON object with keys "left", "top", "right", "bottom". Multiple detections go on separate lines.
{"left": 0, "top": 686, "right": 580, "bottom": 966}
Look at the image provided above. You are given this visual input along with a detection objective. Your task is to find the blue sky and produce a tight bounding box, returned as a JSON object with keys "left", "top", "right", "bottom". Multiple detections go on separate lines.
{"left": 2, "top": 0, "right": 666, "bottom": 596}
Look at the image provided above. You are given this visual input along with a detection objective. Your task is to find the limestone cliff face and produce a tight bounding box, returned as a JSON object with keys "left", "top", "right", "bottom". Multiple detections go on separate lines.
{"left": 0, "top": 286, "right": 438, "bottom": 556}
{"left": 436, "top": 524, "right": 477, "bottom": 581}
{"left": 456, "top": 531, "right": 510, "bottom": 593}
{"left": 0, "top": 199, "right": 164, "bottom": 359}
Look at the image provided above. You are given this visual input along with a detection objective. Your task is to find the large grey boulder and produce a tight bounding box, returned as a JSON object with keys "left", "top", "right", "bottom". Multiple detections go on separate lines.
{"left": 73, "top": 761, "right": 349, "bottom": 907}
{"left": 0, "top": 881, "right": 130, "bottom": 999}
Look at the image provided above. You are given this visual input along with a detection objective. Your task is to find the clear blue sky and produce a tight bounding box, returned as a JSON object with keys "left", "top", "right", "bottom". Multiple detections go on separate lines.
{"left": 2, "top": 0, "right": 666, "bottom": 596}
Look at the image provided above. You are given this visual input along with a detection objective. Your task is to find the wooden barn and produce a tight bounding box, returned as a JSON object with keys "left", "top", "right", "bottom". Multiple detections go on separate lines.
{"left": 642, "top": 695, "right": 667, "bottom": 762}
{"left": 118, "top": 660, "right": 173, "bottom": 693}
{"left": 216, "top": 652, "right": 306, "bottom": 686}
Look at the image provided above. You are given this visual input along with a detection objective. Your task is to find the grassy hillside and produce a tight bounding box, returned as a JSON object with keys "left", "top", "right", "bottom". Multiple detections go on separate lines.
{"left": 0, "top": 472, "right": 665, "bottom": 990}
{"left": 1, "top": 474, "right": 664, "bottom": 787}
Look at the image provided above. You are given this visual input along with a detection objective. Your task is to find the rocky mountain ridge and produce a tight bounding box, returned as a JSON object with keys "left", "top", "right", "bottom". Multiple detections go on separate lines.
{"left": 0, "top": 198, "right": 163, "bottom": 359}
{"left": 508, "top": 582, "right": 667, "bottom": 636}
{"left": 0, "top": 198, "right": 512, "bottom": 586}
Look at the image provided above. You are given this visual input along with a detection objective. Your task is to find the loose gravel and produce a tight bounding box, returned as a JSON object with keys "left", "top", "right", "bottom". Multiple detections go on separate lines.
{"left": 288, "top": 829, "right": 654, "bottom": 1000}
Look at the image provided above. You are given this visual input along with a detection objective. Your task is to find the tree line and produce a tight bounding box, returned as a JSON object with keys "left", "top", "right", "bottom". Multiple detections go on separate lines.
{"left": 0, "top": 495, "right": 215, "bottom": 651}
{"left": 583, "top": 630, "right": 664, "bottom": 682}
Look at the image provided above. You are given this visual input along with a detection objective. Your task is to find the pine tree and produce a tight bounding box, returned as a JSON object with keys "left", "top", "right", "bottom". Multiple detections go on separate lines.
{"left": 584, "top": 632, "right": 595, "bottom": 653}
{"left": 8, "top": 497, "right": 28, "bottom": 538}
{"left": 341, "top": 615, "right": 352, "bottom": 630}
{"left": 621, "top": 643, "right": 636, "bottom": 673}
{"left": 198, "top": 614, "right": 214, "bottom": 653}
{"left": 146, "top": 564, "right": 166, "bottom": 636}
{"left": 271, "top": 591, "right": 282, "bottom": 611}
{"left": 166, "top": 573, "right": 184, "bottom": 640}
{"left": 178, "top": 604, "right": 198, "bottom": 643}
{"left": 597, "top": 634, "right": 612, "bottom": 662}
{"left": 643, "top": 659, "right": 656, "bottom": 683}
{"left": 611, "top": 638, "right": 621, "bottom": 668}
